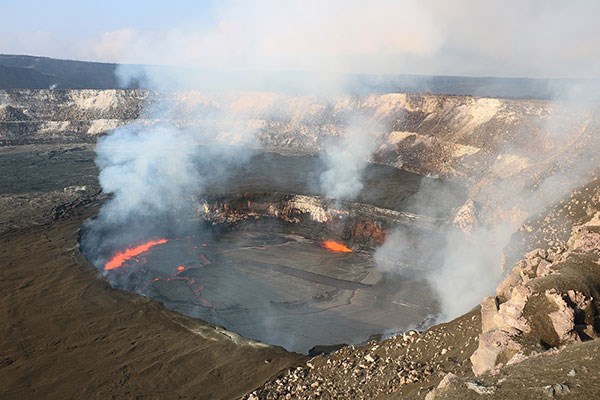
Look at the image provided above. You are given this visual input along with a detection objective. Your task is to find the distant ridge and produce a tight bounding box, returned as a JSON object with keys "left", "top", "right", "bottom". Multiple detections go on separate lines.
{"left": 0, "top": 63, "right": 55, "bottom": 89}
{"left": 1, "top": 54, "right": 599, "bottom": 100}
{"left": 0, "top": 54, "right": 125, "bottom": 89}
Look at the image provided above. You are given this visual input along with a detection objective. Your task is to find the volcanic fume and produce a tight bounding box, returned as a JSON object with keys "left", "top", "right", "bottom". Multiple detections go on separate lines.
{"left": 79, "top": 94, "right": 459, "bottom": 353}
{"left": 80, "top": 82, "right": 600, "bottom": 354}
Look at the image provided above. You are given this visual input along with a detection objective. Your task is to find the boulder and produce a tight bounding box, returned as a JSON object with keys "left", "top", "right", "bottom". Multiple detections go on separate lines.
{"left": 481, "top": 296, "right": 499, "bottom": 333}
{"left": 471, "top": 330, "right": 523, "bottom": 375}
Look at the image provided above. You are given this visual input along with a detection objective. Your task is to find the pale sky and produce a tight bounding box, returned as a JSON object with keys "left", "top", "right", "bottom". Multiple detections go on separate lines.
{"left": 1, "top": 0, "right": 599, "bottom": 78}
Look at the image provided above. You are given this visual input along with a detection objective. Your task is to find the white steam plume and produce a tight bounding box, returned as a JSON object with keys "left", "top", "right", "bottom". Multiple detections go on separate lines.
{"left": 81, "top": 0, "right": 600, "bottom": 326}
{"left": 319, "top": 117, "right": 383, "bottom": 200}
{"left": 375, "top": 90, "right": 600, "bottom": 321}
{"left": 81, "top": 95, "right": 262, "bottom": 269}
{"left": 96, "top": 125, "right": 198, "bottom": 223}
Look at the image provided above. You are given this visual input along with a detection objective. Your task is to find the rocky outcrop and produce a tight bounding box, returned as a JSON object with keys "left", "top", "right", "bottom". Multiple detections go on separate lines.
{"left": 471, "top": 213, "right": 600, "bottom": 375}
{"left": 471, "top": 329, "right": 524, "bottom": 376}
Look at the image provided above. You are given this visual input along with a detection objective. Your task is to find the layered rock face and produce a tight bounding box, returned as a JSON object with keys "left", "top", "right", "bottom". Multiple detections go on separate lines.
{"left": 3, "top": 90, "right": 599, "bottom": 221}
{"left": 0, "top": 90, "right": 146, "bottom": 144}
{"left": 1, "top": 90, "right": 597, "bottom": 177}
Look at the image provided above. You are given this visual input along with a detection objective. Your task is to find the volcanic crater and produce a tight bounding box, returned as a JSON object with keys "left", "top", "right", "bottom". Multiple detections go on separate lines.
{"left": 80, "top": 151, "right": 464, "bottom": 353}
{"left": 5, "top": 82, "right": 600, "bottom": 399}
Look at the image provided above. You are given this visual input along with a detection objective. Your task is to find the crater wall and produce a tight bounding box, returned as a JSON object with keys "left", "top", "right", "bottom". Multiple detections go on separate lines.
{"left": 3, "top": 90, "right": 598, "bottom": 183}
{"left": 3, "top": 89, "right": 599, "bottom": 231}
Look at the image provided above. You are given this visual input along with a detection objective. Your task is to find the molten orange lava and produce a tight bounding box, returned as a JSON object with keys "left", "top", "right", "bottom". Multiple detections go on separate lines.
{"left": 322, "top": 240, "right": 352, "bottom": 253}
{"left": 104, "top": 239, "right": 169, "bottom": 270}
{"left": 177, "top": 265, "right": 185, "bottom": 272}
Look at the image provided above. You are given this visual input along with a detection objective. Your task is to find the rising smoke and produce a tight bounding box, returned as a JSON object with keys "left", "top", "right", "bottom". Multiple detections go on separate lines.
{"left": 375, "top": 92, "right": 600, "bottom": 321}
{"left": 319, "top": 116, "right": 384, "bottom": 200}
{"left": 81, "top": 102, "right": 261, "bottom": 269}
{"left": 80, "top": 1, "right": 600, "bottom": 328}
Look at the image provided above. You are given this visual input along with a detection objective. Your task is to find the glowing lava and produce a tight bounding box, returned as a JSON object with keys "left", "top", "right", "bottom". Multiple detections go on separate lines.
{"left": 104, "top": 239, "right": 169, "bottom": 270}
{"left": 322, "top": 240, "right": 352, "bottom": 253}
{"left": 177, "top": 265, "right": 185, "bottom": 272}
